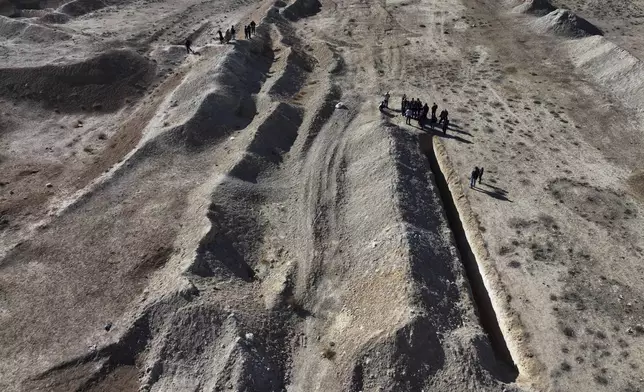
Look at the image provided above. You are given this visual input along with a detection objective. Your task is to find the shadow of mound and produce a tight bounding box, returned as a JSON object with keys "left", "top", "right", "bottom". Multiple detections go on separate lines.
{"left": 512, "top": 0, "right": 555, "bottom": 16}
{"left": 0, "top": 49, "right": 156, "bottom": 113}
{"left": 282, "top": 0, "right": 321, "bottom": 22}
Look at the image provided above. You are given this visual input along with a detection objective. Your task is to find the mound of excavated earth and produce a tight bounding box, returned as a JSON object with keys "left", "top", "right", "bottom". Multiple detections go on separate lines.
{"left": 532, "top": 8, "right": 603, "bottom": 38}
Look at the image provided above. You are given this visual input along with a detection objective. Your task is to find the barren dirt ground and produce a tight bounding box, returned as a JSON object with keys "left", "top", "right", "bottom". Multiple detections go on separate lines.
{"left": 1, "top": 0, "right": 644, "bottom": 391}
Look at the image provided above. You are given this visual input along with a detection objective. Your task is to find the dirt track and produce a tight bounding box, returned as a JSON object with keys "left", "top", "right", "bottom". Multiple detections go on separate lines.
{"left": 1, "top": 0, "right": 644, "bottom": 391}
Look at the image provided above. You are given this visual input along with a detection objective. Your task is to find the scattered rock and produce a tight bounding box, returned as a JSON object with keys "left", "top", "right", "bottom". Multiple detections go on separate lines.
{"left": 104, "top": 322, "right": 112, "bottom": 331}
{"left": 45, "top": 183, "right": 53, "bottom": 188}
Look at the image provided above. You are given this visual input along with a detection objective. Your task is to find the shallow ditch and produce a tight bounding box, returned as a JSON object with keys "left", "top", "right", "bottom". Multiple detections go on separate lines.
{"left": 421, "top": 135, "right": 519, "bottom": 381}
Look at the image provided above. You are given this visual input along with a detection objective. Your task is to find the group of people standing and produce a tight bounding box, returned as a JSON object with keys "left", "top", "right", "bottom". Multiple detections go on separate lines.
{"left": 185, "top": 21, "right": 257, "bottom": 54}
{"left": 244, "top": 21, "right": 257, "bottom": 39}
{"left": 214, "top": 20, "right": 256, "bottom": 45}
{"left": 399, "top": 94, "right": 450, "bottom": 135}
{"left": 380, "top": 93, "right": 489, "bottom": 192}
{"left": 402, "top": 96, "right": 429, "bottom": 123}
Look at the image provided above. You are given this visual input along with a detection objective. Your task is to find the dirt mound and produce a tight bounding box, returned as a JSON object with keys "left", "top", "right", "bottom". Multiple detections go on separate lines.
{"left": 0, "top": 49, "right": 155, "bottom": 112}
{"left": 10, "top": 8, "right": 48, "bottom": 17}
{"left": 39, "top": 11, "right": 70, "bottom": 23}
{"left": 512, "top": 0, "right": 555, "bottom": 15}
{"left": 58, "top": 0, "right": 128, "bottom": 17}
{"left": 1, "top": 0, "right": 67, "bottom": 16}
{"left": 566, "top": 35, "right": 644, "bottom": 109}
{"left": 170, "top": 53, "right": 271, "bottom": 148}
{"left": 0, "top": 15, "right": 70, "bottom": 41}
{"left": 532, "top": 9, "right": 603, "bottom": 38}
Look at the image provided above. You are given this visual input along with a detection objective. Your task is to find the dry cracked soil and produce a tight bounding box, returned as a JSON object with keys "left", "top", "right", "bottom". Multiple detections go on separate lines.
{"left": 1, "top": 0, "right": 644, "bottom": 391}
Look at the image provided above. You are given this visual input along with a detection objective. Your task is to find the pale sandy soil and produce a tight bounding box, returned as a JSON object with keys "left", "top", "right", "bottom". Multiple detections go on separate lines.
{"left": 0, "top": 0, "right": 643, "bottom": 391}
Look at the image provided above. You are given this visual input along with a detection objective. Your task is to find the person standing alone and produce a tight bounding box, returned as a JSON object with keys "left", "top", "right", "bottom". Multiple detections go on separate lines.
{"left": 185, "top": 38, "right": 195, "bottom": 54}
{"left": 231, "top": 25, "right": 236, "bottom": 40}
{"left": 470, "top": 167, "right": 480, "bottom": 188}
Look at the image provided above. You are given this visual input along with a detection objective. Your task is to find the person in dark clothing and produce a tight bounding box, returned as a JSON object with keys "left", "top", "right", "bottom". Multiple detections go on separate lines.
{"left": 431, "top": 103, "right": 438, "bottom": 118}
{"left": 442, "top": 118, "right": 449, "bottom": 135}
{"left": 217, "top": 29, "right": 224, "bottom": 44}
{"left": 401, "top": 94, "right": 407, "bottom": 113}
{"left": 479, "top": 167, "right": 484, "bottom": 184}
{"left": 245, "top": 25, "right": 250, "bottom": 39}
{"left": 422, "top": 103, "right": 429, "bottom": 119}
{"left": 439, "top": 109, "right": 449, "bottom": 124}
{"left": 470, "top": 167, "right": 480, "bottom": 188}
{"left": 185, "top": 39, "right": 195, "bottom": 54}
{"left": 250, "top": 20, "right": 256, "bottom": 34}
{"left": 231, "top": 25, "right": 236, "bottom": 40}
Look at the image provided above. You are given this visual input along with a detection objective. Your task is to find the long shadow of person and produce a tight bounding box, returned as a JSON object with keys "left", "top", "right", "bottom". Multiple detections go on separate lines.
{"left": 473, "top": 183, "right": 512, "bottom": 202}
{"left": 417, "top": 119, "right": 473, "bottom": 144}
{"left": 380, "top": 109, "right": 396, "bottom": 118}
{"left": 447, "top": 122, "right": 472, "bottom": 136}
{"left": 427, "top": 127, "right": 473, "bottom": 144}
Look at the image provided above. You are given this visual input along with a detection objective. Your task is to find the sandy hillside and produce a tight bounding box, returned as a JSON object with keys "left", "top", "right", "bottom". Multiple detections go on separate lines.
{"left": 0, "top": 0, "right": 643, "bottom": 391}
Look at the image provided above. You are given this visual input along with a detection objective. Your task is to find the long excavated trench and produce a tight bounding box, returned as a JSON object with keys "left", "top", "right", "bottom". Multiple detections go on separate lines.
{"left": 420, "top": 134, "right": 519, "bottom": 381}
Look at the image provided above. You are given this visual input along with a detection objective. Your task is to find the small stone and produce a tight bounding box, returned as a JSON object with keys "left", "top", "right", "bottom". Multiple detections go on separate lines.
{"left": 46, "top": 183, "right": 53, "bottom": 188}
{"left": 245, "top": 333, "right": 254, "bottom": 341}
{"left": 104, "top": 322, "right": 112, "bottom": 331}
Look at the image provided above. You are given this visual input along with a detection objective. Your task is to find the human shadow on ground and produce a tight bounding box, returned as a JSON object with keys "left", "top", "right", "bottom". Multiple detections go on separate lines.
{"left": 446, "top": 122, "right": 472, "bottom": 136}
{"left": 472, "top": 183, "right": 512, "bottom": 202}
{"left": 425, "top": 126, "right": 473, "bottom": 144}
{"left": 380, "top": 109, "right": 396, "bottom": 118}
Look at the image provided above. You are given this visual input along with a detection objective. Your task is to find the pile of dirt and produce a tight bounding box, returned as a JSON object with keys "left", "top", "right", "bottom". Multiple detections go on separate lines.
{"left": 58, "top": 0, "right": 129, "bottom": 17}
{"left": 9, "top": 8, "right": 48, "bottom": 17}
{"left": 566, "top": 35, "right": 644, "bottom": 109}
{"left": 0, "top": 49, "right": 155, "bottom": 112}
{"left": 165, "top": 42, "right": 272, "bottom": 148}
{"left": 532, "top": 9, "right": 603, "bottom": 38}
{"left": 0, "top": 0, "right": 67, "bottom": 15}
{"left": 512, "top": 0, "right": 555, "bottom": 15}
{"left": 0, "top": 14, "right": 70, "bottom": 41}
{"left": 39, "top": 11, "right": 70, "bottom": 23}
